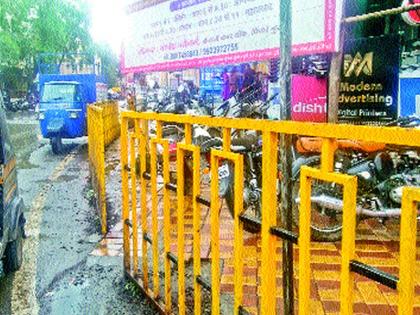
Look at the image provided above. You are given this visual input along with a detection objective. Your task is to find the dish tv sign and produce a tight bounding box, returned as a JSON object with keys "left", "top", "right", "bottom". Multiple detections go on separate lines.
{"left": 291, "top": 75, "right": 327, "bottom": 123}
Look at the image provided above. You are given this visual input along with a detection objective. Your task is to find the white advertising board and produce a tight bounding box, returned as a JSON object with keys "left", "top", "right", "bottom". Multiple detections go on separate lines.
{"left": 121, "top": 0, "right": 342, "bottom": 73}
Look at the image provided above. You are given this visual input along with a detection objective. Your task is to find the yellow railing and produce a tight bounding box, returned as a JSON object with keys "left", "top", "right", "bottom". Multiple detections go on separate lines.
{"left": 120, "top": 111, "right": 420, "bottom": 315}
{"left": 87, "top": 101, "right": 120, "bottom": 234}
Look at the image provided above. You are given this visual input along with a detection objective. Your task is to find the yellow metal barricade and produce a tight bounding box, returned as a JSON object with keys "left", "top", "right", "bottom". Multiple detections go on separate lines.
{"left": 119, "top": 111, "right": 420, "bottom": 315}
{"left": 87, "top": 101, "right": 120, "bottom": 234}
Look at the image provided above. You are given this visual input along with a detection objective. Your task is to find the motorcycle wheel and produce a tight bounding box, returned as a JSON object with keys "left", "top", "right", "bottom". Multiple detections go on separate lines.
{"left": 51, "top": 137, "right": 63, "bottom": 154}
{"left": 292, "top": 160, "right": 345, "bottom": 242}
{"left": 225, "top": 187, "right": 262, "bottom": 233}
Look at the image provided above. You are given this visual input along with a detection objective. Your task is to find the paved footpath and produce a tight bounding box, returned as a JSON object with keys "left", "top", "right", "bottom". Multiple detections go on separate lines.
{"left": 93, "top": 141, "right": 420, "bottom": 314}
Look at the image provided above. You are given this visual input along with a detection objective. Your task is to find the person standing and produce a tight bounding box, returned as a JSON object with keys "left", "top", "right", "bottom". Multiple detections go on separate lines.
{"left": 229, "top": 66, "right": 240, "bottom": 97}
{"left": 221, "top": 68, "right": 230, "bottom": 101}
{"left": 242, "top": 63, "right": 256, "bottom": 92}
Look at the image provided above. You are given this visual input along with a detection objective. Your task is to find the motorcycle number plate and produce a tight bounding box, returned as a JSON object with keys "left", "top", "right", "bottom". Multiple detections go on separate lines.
{"left": 218, "top": 164, "right": 230, "bottom": 179}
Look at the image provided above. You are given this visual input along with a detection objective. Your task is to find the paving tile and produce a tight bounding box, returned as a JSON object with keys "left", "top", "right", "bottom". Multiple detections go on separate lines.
{"left": 97, "top": 157, "right": 420, "bottom": 313}
{"left": 356, "top": 282, "right": 388, "bottom": 305}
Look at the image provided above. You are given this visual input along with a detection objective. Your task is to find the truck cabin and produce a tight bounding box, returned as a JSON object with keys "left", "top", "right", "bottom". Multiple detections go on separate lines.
{"left": 40, "top": 81, "right": 83, "bottom": 109}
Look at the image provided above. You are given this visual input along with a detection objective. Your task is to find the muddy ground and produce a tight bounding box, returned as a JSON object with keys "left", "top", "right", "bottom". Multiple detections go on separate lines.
{"left": 0, "top": 111, "right": 157, "bottom": 315}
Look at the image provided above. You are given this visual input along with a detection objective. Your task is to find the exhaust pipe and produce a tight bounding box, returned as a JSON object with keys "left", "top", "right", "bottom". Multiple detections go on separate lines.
{"left": 295, "top": 195, "right": 402, "bottom": 218}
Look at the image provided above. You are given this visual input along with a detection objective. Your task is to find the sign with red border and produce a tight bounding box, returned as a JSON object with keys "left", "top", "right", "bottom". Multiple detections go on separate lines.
{"left": 121, "top": 0, "right": 343, "bottom": 73}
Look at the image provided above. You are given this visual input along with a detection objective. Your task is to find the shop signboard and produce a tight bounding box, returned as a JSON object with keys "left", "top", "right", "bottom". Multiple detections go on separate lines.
{"left": 291, "top": 75, "right": 327, "bottom": 123}
{"left": 121, "top": 0, "right": 343, "bottom": 73}
{"left": 338, "top": 35, "right": 400, "bottom": 124}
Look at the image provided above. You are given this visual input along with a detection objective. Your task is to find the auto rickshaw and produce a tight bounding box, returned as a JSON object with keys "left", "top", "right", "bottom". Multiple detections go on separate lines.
{"left": 37, "top": 52, "right": 107, "bottom": 154}
{"left": 0, "top": 90, "right": 25, "bottom": 275}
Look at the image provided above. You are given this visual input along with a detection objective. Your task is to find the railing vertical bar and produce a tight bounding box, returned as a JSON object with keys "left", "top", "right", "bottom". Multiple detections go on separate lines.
{"left": 130, "top": 134, "right": 139, "bottom": 277}
{"left": 298, "top": 168, "right": 312, "bottom": 315}
{"left": 397, "top": 188, "right": 420, "bottom": 315}
{"left": 121, "top": 117, "right": 131, "bottom": 272}
{"left": 210, "top": 152, "right": 220, "bottom": 315}
{"left": 140, "top": 119, "right": 149, "bottom": 288}
{"left": 177, "top": 148, "right": 186, "bottom": 315}
{"left": 233, "top": 154, "right": 244, "bottom": 314}
{"left": 150, "top": 140, "right": 160, "bottom": 298}
{"left": 339, "top": 176, "right": 358, "bottom": 315}
{"left": 321, "top": 138, "right": 337, "bottom": 173}
{"left": 185, "top": 123, "right": 192, "bottom": 145}
{"left": 156, "top": 120, "right": 163, "bottom": 139}
{"left": 260, "top": 131, "right": 278, "bottom": 315}
{"left": 99, "top": 109, "right": 107, "bottom": 235}
{"left": 192, "top": 147, "right": 202, "bottom": 315}
{"left": 223, "top": 128, "right": 231, "bottom": 152}
{"left": 162, "top": 140, "right": 172, "bottom": 313}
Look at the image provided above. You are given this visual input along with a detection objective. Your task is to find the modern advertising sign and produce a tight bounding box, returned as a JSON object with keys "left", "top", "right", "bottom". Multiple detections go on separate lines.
{"left": 121, "top": 0, "right": 343, "bottom": 73}
{"left": 291, "top": 75, "right": 327, "bottom": 123}
{"left": 338, "top": 35, "right": 400, "bottom": 124}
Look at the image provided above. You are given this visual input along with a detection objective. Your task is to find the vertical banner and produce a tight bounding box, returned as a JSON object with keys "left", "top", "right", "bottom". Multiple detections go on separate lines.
{"left": 291, "top": 75, "right": 327, "bottom": 122}
{"left": 338, "top": 35, "right": 400, "bottom": 124}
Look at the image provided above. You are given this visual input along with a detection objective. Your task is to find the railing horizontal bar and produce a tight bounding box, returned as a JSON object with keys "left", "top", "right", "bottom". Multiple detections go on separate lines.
{"left": 143, "top": 172, "right": 151, "bottom": 180}
{"left": 165, "top": 183, "right": 177, "bottom": 192}
{"left": 124, "top": 271, "right": 166, "bottom": 315}
{"left": 195, "top": 195, "right": 211, "bottom": 207}
{"left": 238, "top": 306, "right": 252, "bottom": 315}
{"left": 143, "top": 233, "right": 153, "bottom": 245}
{"left": 124, "top": 219, "right": 132, "bottom": 228}
{"left": 239, "top": 214, "right": 261, "bottom": 232}
{"left": 196, "top": 275, "right": 212, "bottom": 292}
{"left": 350, "top": 260, "right": 398, "bottom": 290}
{"left": 121, "top": 112, "right": 420, "bottom": 148}
{"left": 270, "top": 226, "right": 298, "bottom": 244}
{"left": 167, "top": 252, "right": 178, "bottom": 265}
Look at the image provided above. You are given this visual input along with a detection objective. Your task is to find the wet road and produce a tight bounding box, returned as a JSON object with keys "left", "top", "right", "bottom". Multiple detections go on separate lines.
{"left": 0, "top": 112, "right": 156, "bottom": 315}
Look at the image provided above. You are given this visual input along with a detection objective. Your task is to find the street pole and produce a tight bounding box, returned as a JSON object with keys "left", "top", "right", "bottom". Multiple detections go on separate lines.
{"left": 328, "top": 0, "right": 346, "bottom": 123}
{"left": 278, "top": 0, "right": 294, "bottom": 314}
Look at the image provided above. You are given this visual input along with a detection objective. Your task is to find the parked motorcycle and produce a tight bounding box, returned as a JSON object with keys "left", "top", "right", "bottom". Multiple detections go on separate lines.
{"left": 204, "top": 89, "right": 420, "bottom": 239}
{"left": 192, "top": 91, "right": 279, "bottom": 233}
{"left": 292, "top": 116, "right": 420, "bottom": 241}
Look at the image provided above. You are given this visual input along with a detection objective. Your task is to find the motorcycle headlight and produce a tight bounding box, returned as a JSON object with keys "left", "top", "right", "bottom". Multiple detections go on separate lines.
{"left": 38, "top": 112, "right": 45, "bottom": 120}
{"left": 69, "top": 111, "right": 79, "bottom": 119}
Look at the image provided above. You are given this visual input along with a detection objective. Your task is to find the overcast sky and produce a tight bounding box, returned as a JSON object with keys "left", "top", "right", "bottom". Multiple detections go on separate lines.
{"left": 89, "top": 0, "right": 127, "bottom": 54}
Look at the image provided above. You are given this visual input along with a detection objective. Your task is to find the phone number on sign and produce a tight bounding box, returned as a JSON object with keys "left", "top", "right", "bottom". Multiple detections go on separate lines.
{"left": 163, "top": 43, "right": 239, "bottom": 60}
{"left": 202, "top": 43, "right": 239, "bottom": 56}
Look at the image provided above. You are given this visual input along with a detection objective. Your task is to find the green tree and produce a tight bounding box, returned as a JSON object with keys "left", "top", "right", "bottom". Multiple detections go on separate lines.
{"left": 0, "top": 0, "right": 95, "bottom": 96}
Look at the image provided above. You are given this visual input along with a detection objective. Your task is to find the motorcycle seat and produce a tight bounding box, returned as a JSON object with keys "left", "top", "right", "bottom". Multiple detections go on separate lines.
{"left": 296, "top": 137, "right": 386, "bottom": 154}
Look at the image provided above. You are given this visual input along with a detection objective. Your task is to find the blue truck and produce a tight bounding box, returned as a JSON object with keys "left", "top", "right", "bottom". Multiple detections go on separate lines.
{"left": 37, "top": 53, "right": 107, "bottom": 153}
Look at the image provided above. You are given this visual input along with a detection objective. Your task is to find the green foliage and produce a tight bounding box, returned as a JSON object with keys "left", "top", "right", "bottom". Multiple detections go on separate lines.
{"left": 124, "top": 281, "right": 141, "bottom": 298}
{"left": 94, "top": 43, "right": 120, "bottom": 87}
{"left": 0, "top": 0, "right": 120, "bottom": 95}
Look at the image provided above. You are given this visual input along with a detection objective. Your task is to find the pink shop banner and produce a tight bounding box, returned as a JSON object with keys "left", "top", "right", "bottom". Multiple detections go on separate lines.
{"left": 292, "top": 75, "right": 328, "bottom": 123}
